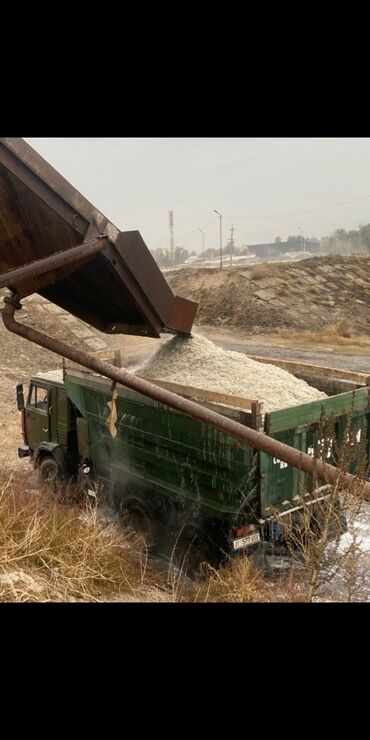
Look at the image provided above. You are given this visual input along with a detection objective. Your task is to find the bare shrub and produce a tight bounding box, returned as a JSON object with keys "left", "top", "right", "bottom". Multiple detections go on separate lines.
{"left": 194, "top": 556, "right": 267, "bottom": 602}
{"left": 336, "top": 319, "right": 353, "bottom": 338}
{"left": 251, "top": 267, "right": 269, "bottom": 281}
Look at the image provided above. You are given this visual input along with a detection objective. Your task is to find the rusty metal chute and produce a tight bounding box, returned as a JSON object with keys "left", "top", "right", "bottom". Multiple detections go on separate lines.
{"left": 0, "top": 137, "right": 198, "bottom": 337}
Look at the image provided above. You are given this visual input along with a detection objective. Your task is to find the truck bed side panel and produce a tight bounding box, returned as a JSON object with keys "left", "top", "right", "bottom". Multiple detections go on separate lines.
{"left": 64, "top": 375, "right": 258, "bottom": 518}
{"left": 261, "top": 388, "right": 369, "bottom": 515}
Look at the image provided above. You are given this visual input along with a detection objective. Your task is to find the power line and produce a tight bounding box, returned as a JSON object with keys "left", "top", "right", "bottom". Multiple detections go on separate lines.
{"left": 175, "top": 216, "right": 219, "bottom": 240}
{"left": 225, "top": 192, "right": 370, "bottom": 220}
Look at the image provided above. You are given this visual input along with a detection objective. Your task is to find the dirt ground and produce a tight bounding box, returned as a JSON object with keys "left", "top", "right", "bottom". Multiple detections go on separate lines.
{"left": 166, "top": 253, "right": 370, "bottom": 335}
{"left": 197, "top": 327, "right": 370, "bottom": 372}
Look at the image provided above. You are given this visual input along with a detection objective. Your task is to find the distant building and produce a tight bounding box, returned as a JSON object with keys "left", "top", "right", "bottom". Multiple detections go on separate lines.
{"left": 244, "top": 240, "right": 320, "bottom": 260}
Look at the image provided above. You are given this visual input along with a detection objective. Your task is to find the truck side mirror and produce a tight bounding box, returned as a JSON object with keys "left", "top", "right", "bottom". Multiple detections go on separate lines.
{"left": 16, "top": 384, "right": 25, "bottom": 411}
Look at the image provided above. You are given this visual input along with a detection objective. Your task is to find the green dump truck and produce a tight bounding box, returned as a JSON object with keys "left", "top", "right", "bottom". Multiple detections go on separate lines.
{"left": 16, "top": 356, "right": 370, "bottom": 568}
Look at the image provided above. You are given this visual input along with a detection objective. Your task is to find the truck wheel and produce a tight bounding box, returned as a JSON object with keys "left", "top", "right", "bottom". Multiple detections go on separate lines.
{"left": 39, "top": 457, "right": 61, "bottom": 493}
{"left": 175, "top": 526, "right": 219, "bottom": 577}
{"left": 121, "top": 498, "right": 157, "bottom": 550}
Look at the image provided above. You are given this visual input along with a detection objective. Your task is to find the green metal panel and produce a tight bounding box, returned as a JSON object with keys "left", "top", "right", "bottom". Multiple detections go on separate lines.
{"left": 266, "top": 388, "right": 368, "bottom": 435}
{"left": 49, "top": 385, "right": 58, "bottom": 442}
{"left": 25, "top": 380, "right": 51, "bottom": 449}
{"left": 56, "top": 388, "right": 69, "bottom": 452}
{"left": 64, "top": 376, "right": 370, "bottom": 524}
{"left": 76, "top": 418, "right": 89, "bottom": 459}
{"left": 260, "top": 428, "right": 307, "bottom": 515}
{"left": 65, "top": 375, "right": 258, "bottom": 520}
{"left": 261, "top": 388, "right": 369, "bottom": 516}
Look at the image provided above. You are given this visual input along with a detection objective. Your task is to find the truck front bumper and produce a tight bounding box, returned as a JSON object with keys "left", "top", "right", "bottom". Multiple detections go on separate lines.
{"left": 18, "top": 445, "right": 30, "bottom": 458}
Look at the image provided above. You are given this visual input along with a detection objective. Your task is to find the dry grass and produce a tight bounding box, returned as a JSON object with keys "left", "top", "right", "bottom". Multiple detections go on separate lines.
{"left": 2, "top": 417, "right": 370, "bottom": 604}
{"left": 307, "top": 285, "right": 321, "bottom": 295}
{"left": 267, "top": 489, "right": 370, "bottom": 603}
{"left": 193, "top": 557, "right": 267, "bottom": 602}
{"left": 336, "top": 319, "right": 353, "bottom": 338}
{"left": 0, "top": 467, "right": 168, "bottom": 602}
{"left": 276, "top": 321, "right": 370, "bottom": 348}
{"left": 250, "top": 267, "right": 270, "bottom": 281}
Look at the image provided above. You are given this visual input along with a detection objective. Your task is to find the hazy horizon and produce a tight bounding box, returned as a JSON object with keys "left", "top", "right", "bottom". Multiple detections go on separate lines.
{"left": 25, "top": 137, "right": 370, "bottom": 254}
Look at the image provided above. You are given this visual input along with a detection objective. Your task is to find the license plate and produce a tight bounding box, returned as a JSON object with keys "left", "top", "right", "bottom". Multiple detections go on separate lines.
{"left": 232, "top": 531, "right": 261, "bottom": 551}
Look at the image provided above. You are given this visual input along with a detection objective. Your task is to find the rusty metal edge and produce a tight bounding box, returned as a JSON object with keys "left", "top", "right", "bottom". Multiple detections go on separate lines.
{"left": 0, "top": 236, "right": 107, "bottom": 291}
{"left": 0, "top": 138, "right": 120, "bottom": 242}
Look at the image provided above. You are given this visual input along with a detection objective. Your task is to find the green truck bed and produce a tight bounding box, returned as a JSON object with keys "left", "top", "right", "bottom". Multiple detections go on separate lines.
{"left": 64, "top": 367, "right": 369, "bottom": 521}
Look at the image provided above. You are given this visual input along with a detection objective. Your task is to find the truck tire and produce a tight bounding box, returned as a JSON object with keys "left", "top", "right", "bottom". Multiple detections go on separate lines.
{"left": 39, "top": 457, "right": 61, "bottom": 493}
{"left": 120, "top": 497, "right": 158, "bottom": 550}
{"left": 175, "top": 525, "right": 219, "bottom": 577}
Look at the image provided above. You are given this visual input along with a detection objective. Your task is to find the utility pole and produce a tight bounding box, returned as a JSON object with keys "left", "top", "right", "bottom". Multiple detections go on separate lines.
{"left": 298, "top": 226, "right": 304, "bottom": 254}
{"left": 199, "top": 229, "right": 205, "bottom": 261}
{"left": 229, "top": 224, "right": 235, "bottom": 267}
{"left": 213, "top": 210, "right": 223, "bottom": 269}
{"left": 169, "top": 210, "right": 175, "bottom": 265}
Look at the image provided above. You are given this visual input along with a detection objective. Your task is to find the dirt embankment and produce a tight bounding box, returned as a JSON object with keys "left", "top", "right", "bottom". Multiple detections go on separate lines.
{"left": 166, "top": 254, "right": 370, "bottom": 335}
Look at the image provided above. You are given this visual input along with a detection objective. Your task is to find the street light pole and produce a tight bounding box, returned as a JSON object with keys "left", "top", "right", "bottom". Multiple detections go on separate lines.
{"left": 199, "top": 228, "right": 205, "bottom": 261}
{"left": 214, "top": 210, "right": 223, "bottom": 269}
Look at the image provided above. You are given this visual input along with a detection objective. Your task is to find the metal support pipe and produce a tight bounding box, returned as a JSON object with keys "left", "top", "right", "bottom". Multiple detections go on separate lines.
{"left": 3, "top": 292, "right": 370, "bottom": 497}
{"left": 0, "top": 236, "right": 107, "bottom": 291}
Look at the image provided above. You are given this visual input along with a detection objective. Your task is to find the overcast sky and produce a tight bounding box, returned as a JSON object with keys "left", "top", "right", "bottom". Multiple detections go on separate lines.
{"left": 25, "top": 138, "right": 370, "bottom": 253}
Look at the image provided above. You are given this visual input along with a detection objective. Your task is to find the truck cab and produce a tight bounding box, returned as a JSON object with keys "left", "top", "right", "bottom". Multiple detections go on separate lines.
{"left": 18, "top": 370, "right": 79, "bottom": 481}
